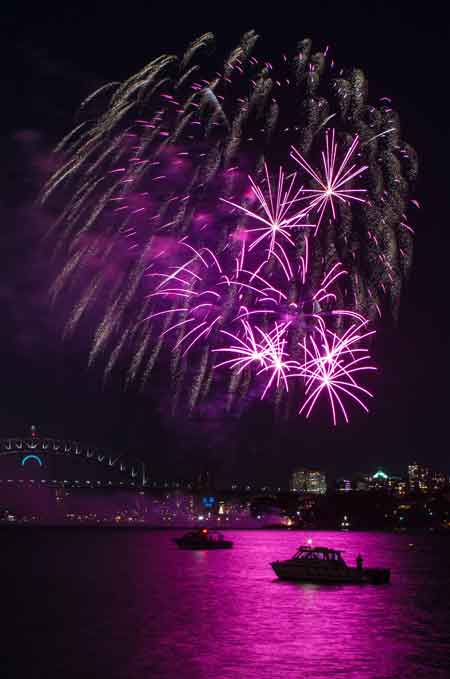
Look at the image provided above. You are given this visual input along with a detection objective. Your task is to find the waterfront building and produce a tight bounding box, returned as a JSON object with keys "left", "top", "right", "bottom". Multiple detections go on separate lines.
{"left": 431, "top": 471, "right": 449, "bottom": 491}
{"left": 290, "top": 468, "right": 327, "bottom": 495}
{"left": 408, "top": 463, "right": 431, "bottom": 492}
{"left": 392, "top": 480, "right": 408, "bottom": 496}
{"left": 387, "top": 475, "right": 404, "bottom": 493}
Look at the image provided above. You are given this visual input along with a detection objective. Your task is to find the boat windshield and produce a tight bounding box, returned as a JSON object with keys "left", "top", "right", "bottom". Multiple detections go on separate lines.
{"left": 293, "top": 548, "right": 345, "bottom": 564}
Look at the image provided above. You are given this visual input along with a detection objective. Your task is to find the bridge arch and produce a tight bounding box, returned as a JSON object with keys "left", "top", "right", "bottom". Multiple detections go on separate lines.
{"left": 0, "top": 435, "right": 146, "bottom": 486}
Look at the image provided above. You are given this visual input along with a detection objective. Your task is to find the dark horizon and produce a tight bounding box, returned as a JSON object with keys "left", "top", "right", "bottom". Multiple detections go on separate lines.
{"left": 1, "top": 3, "right": 448, "bottom": 485}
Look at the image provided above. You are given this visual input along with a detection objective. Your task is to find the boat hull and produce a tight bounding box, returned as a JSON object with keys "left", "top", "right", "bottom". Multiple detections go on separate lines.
{"left": 271, "top": 562, "right": 389, "bottom": 584}
{"left": 173, "top": 538, "right": 233, "bottom": 550}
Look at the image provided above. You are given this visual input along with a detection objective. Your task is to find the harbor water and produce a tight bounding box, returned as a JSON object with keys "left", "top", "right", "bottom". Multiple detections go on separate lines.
{"left": 1, "top": 529, "right": 449, "bottom": 678}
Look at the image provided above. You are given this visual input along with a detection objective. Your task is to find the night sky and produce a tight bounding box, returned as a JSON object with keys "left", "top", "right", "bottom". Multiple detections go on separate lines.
{"left": 1, "top": 3, "right": 448, "bottom": 485}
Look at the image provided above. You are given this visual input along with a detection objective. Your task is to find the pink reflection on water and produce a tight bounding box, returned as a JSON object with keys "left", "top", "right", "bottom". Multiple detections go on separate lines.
{"left": 134, "top": 531, "right": 447, "bottom": 679}
{"left": 3, "top": 530, "right": 449, "bottom": 679}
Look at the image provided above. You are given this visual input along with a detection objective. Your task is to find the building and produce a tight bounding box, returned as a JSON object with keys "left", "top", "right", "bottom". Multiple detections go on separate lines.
{"left": 369, "top": 469, "right": 390, "bottom": 491}
{"left": 354, "top": 474, "right": 370, "bottom": 492}
{"left": 290, "top": 468, "right": 307, "bottom": 492}
{"left": 407, "top": 464, "right": 449, "bottom": 493}
{"left": 336, "top": 478, "right": 352, "bottom": 493}
{"left": 290, "top": 468, "right": 326, "bottom": 495}
{"left": 431, "top": 471, "right": 449, "bottom": 492}
{"left": 408, "top": 463, "right": 431, "bottom": 492}
{"left": 392, "top": 479, "right": 407, "bottom": 496}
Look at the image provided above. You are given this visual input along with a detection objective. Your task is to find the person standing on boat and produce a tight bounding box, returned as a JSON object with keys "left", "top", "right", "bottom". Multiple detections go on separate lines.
{"left": 356, "top": 554, "right": 363, "bottom": 571}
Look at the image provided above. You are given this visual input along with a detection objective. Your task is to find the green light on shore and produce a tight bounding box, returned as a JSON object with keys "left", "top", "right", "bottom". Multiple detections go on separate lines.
{"left": 373, "top": 469, "right": 388, "bottom": 480}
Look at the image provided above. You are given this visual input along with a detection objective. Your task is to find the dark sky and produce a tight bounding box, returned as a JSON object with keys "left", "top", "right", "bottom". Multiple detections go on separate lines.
{"left": 1, "top": 2, "right": 448, "bottom": 485}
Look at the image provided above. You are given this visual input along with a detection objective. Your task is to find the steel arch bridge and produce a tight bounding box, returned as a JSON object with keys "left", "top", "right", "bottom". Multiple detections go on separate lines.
{"left": 0, "top": 435, "right": 146, "bottom": 486}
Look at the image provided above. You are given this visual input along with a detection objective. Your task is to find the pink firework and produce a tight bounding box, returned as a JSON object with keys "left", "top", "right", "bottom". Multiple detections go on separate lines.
{"left": 144, "top": 239, "right": 290, "bottom": 358}
{"left": 257, "top": 322, "right": 300, "bottom": 397}
{"left": 214, "top": 320, "right": 300, "bottom": 398}
{"left": 213, "top": 320, "right": 269, "bottom": 373}
{"left": 290, "top": 129, "right": 368, "bottom": 233}
{"left": 144, "top": 240, "right": 224, "bottom": 356}
{"left": 295, "top": 317, "right": 376, "bottom": 425}
{"left": 221, "top": 164, "right": 314, "bottom": 276}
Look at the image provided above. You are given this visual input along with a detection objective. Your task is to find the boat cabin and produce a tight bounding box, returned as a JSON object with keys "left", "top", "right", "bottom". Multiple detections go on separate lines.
{"left": 185, "top": 529, "right": 225, "bottom": 541}
{"left": 292, "top": 546, "right": 347, "bottom": 565}
{"left": 174, "top": 527, "right": 233, "bottom": 549}
{"left": 199, "top": 529, "right": 224, "bottom": 541}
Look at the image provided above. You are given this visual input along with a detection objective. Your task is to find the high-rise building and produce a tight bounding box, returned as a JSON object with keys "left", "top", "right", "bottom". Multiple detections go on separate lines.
{"left": 290, "top": 468, "right": 326, "bottom": 495}
{"left": 431, "top": 471, "right": 449, "bottom": 491}
{"left": 290, "top": 468, "right": 307, "bottom": 492}
{"left": 408, "top": 463, "right": 431, "bottom": 492}
{"left": 308, "top": 470, "right": 327, "bottom": 494}
{"left": 431, "top": 472, "right": 450, "bottom": 490}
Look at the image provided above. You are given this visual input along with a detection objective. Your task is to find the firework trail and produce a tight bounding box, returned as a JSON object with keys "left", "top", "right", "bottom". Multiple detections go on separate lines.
{"left": 42, "top": 31, "right": 418, "bottom": 422}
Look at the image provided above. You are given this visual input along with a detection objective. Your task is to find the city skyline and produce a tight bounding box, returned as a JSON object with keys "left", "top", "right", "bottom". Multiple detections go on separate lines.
{"left": 2, "top": 445, "right": 449, "bottom": 532}
{"left": 1, "top": 428, "right": 448, "bottom": 493}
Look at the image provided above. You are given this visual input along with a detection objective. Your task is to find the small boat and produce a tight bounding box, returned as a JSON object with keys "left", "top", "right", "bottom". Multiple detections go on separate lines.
{"left": 173, "top": 528, "right": 233, "bottom": 550}
{"left": 271, "top": 545, "right": 390, "bottom": 584}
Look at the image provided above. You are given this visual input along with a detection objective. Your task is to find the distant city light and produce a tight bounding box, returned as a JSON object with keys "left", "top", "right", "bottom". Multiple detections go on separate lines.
{"left": 202, "top": 496, "right": 215, "bottom": 509}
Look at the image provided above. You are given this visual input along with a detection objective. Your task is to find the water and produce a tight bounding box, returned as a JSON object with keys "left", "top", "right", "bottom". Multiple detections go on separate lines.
{"left": 1, "top": 529, "right": 449, "bottom": 678}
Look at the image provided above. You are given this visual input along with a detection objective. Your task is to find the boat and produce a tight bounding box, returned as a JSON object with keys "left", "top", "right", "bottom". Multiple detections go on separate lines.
{"left": 173, "top": 528, "right": 233, "bottom": 549}
{"left": 271, "top": 545, "right": 390, "bottom": 584}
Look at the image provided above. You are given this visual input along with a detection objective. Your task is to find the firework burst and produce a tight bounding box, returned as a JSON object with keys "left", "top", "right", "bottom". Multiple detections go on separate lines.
{"left": 291, "top": 129, "right": 368, "bottom": 233}
{"left": 221, "top": 164, "right": 314, "bottom": 277}
{"left": 214, "top": 320, "right": 300, "bottom": 398}
{"left": 256, "top": 322, "right": 300, "bottom": 398}
{"left": 42, "top": 31, "right": 419, "bottom": 423}
{"left": 296, "top": 318, "right": 376, "bottom": 425}
{"left": 213, "top": 320, "right": 270, "bottom": 373}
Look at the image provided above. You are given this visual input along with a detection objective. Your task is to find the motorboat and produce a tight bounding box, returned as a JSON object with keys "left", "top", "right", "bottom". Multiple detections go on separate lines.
{"left": 271, "top": 545, "right": 390, "bottom": 584}
{"left": 173, "top": 528, "right": 233, "bottom": 549}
